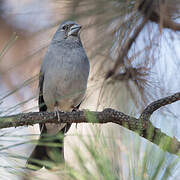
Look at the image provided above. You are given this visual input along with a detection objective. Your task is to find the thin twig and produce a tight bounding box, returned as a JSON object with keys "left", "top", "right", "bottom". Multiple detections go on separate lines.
{"left": 140, "top": 92, "right": 180, "bottom": 121}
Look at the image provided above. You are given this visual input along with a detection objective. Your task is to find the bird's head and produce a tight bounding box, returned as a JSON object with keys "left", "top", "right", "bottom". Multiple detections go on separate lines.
{"left": 53, "top": 21, "right": 82, "bottom": 41}
{"left": 61, "top": 21, "right": 81, "bottom": 37}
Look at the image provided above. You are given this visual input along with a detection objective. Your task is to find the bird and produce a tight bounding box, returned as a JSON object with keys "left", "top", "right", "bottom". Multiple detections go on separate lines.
{"left": 26, "top": 21, "right": 90, "bottom": 170}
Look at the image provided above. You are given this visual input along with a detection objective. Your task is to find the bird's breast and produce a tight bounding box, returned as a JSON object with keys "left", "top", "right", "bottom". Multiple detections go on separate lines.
{"left": 42, "top": 47, "right": 89, "bottom": 110}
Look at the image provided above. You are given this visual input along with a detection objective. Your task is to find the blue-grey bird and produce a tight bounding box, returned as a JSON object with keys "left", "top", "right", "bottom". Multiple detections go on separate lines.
{"left": 26, "top": 21, "right": 90, "bottom": 170}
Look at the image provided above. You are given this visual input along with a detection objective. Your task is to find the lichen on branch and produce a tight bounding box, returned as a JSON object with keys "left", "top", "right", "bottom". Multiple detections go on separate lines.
{"left": 0, "top": 92, "right": 180, "bottom": 157}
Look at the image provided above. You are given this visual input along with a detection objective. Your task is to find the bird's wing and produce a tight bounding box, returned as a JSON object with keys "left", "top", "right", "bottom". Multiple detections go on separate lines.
{"left": 38, "top": 71, "right": 48, "bottom": 132}
{"left": 38, "top": 70, "right": 47, "bottom": 112}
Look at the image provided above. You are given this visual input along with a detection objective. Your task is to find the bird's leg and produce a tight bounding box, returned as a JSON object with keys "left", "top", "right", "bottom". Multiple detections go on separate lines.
{"left": 72, "top": 106, "right": 79, "bottom": 112}
{"left": 72, "top": 106, "right": 80, "bottom": 128}
{"left": 54, "top": 106, "right": 61, "bottom": 122}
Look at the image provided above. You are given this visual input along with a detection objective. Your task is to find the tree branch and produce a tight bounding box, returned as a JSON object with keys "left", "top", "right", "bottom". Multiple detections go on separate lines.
{"left": 106, "top": 0, "right": 180, "bottom": 79}
{"left": 106, "top": 18, "right": 148, "bottom": 79}
{"left": 0, "top": 93, "right": 180, "bottom": 157}
{"left": 140, "top": 92, "right": 180, "bottom": 121}
{"left": 138, "top": 0, "right": 180, "bottom": 31}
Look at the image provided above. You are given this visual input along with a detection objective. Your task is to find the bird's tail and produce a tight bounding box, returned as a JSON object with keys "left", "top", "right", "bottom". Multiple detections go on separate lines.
{"left": 26, "top": 123, "right": 71, "bottom": 170}
{"left": 26, "top": 133, "right": 64, "bottom": 170}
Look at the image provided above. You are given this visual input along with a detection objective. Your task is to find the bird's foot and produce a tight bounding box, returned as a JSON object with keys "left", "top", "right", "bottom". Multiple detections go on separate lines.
{"left": 54, "top": 107, "right": 63, "bottom": 123}
{"left": 72, "top": 107, "right": 80, "bottom": 112}
{"left": 72, "top": 106, "right": 80, "bottom": 128}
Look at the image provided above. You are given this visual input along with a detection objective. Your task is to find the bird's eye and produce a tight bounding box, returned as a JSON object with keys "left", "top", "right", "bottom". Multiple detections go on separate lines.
{"left": 62, "top": 25, "right": 69, "bottom": 31}
{"left": 62, "top": 25, "right": 66, "bottom": 30}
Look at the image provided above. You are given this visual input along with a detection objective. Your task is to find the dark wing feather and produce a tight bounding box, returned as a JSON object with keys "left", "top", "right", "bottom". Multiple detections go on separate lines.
{"left": 39, "top": 71, "right": 47, "bottom": 112}
{"left": 38, "top": 71, "right": 47, "bottom": 133}
{"left": 27, "top": 71, "right": 73, "bottom": 170}
{"left": 26, "top": 71, "right": 48, "bottom": 170}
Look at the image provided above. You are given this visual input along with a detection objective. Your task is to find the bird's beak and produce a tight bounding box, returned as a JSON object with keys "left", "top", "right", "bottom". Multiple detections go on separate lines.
{"left": 68, "top": 24, "right": 82, "bottom": 36}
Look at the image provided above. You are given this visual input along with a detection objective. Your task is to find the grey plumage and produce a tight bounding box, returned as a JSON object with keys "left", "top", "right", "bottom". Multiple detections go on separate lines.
{"left": 26, "top": 21, "right": 89, "bottom": 170}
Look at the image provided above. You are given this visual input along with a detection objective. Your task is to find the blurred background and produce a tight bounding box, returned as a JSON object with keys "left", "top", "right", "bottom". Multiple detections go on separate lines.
{"left": 0, "top": 0, "right": 180, "bottom": 179}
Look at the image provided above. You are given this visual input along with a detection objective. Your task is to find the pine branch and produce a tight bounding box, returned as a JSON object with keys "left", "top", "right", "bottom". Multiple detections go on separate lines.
{"left": 0, "top": 92, "right": 180, "bottom": 156}
{"left": 138, "top": 0, "right": 180, "bottom": 31}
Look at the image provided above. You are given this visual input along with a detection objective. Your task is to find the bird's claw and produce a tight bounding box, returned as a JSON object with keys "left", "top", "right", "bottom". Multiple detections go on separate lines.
{"left": 54, "top": 107, "right": 64, "bottom": 124}
{"left": 72, "top": 107, "right": 80, "bottom": 128}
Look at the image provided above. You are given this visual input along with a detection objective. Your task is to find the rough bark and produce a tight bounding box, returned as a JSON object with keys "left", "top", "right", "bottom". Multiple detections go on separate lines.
{"left": 0, "top": 92, "right": 180, "bottom": 156}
